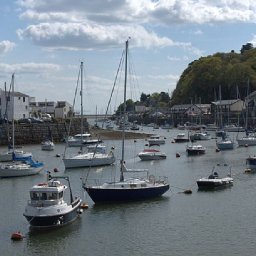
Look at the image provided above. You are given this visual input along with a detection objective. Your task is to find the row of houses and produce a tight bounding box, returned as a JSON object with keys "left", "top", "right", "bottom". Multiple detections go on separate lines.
{"left": 0, "top": 88, "right": 73, "bottom": 121}
{"left": 134, "top": 98, "right": 248, "bottom": 126}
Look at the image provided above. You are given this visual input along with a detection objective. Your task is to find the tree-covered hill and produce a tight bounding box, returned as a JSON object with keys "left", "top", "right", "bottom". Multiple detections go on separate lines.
{"left": 171, "top": 43, "right": 256, "bottom": 105}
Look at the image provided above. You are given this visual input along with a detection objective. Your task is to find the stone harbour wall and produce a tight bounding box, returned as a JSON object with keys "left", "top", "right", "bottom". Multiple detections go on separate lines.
{"left": 0, "top": 118, "right": 89, "bottom": 146}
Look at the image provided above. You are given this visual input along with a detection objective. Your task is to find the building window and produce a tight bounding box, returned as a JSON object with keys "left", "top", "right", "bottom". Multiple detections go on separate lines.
{"left": 23, "top": 97, "right": 25, "bottom": 102}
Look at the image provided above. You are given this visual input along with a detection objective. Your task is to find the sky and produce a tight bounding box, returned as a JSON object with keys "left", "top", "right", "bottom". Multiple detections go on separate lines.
{"left": 1, "top": 0, "right": 256, "bottom": 114}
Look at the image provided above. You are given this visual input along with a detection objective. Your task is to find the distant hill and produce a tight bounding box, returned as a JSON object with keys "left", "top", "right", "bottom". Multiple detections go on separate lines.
{"left": 171, "top": 44, "right": 256, "bottom": 105}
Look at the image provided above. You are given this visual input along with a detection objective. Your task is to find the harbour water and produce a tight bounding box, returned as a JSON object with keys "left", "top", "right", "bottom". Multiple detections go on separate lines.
{"left": 1, "top": 126, "right": 256, "bottom": 256}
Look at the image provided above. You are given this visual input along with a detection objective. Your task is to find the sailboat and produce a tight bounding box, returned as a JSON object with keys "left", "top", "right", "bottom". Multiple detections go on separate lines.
{"left": 237, "top": 80, "right": 256, "bottom": 146}
{"left": 63, "top": 62, "right": 115, "bottom": 169}
{"left": 0, "top": 74, "right": 44, "bottom": 178}
{"left": 0, "top": 80, "right": 33, "bottom": 162}
{"left": 83, "top": 40, "right": 169, "bottom": 203}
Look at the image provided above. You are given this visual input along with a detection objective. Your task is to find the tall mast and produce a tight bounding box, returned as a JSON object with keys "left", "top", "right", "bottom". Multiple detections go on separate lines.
{"left": 80, "top": 62, "right": 84, "bottom": 151}
{"left": 11, "top": 74, "right": 15, "bottom": 152}
{"left": 120, "top": 40, "right": 128, "bottom": 182}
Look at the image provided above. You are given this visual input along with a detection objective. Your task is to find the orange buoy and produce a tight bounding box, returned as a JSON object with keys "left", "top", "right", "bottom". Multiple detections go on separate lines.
{"left": 176, "top": 152, "right": 180, "bottom": 158}
{"left": 11, "top": 231, "right": 24, "bottom": 241}
{"left": 80, "top": 202, "right": 89, "bottom": 209}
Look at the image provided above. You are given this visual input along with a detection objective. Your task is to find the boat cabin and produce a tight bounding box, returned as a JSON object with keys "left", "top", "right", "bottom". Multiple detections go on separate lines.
{"left": 29, "top": 180, "right": 67, "bottom": 207}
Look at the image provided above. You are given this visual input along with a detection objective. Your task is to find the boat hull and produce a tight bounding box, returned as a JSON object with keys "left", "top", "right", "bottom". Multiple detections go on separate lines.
{"left": 24, "top": 199, "right": 82, "bottom": 228}
{"left": 186, "top": 149, "right": 205, "bottom": 156}
{"left": 216, "top": 141, "right": 234, "bottom": 150}
{"left": 84, "top": 184, "right": 170, "bottom": 203}
{"left": 63, "top": 155, "right": 115, "bottom": 168}
{"left": 138, "top": 155, "right": 166, "bottom": 161}
{"left": 197, "top": 176, "right": 233, "bottom": 190}
{"left": 0, "top": 166, "right": 43, "bottom": 178}
{"left": 237, "top": 137, "right": 256, "bottom": 146}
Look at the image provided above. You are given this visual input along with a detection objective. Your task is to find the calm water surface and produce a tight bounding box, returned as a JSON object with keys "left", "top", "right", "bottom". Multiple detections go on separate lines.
{"left": 1, "top": 127, "right": 256, "bottom": 256}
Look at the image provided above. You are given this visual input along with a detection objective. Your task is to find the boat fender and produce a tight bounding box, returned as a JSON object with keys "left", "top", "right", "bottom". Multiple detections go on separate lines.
{"left": 80, "top": 202, "right": 89, "bottom": 209}
{"left": 11, "top": 231, "right": 24, "bottom": 241}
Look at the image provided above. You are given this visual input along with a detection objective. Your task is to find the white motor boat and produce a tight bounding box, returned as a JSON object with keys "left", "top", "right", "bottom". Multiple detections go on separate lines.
{"left": 138, "top": 149, "right": 166, "bottom": 161}
{"left": 190, "top": 132, "right": 211, "bottom": 141}
{"left": 173, "top": 133, "right": 189, "bottom": 143}
{"left": 237, "top": 134, "right": 256, "bottom": 146}
{"left": 23, "top": 175, "right": 82, "bottom": 228}
{"left": 186, "top": 144, "right": 206, "bottom": 156}
{"left": 147, "top": 135, "right": 165, "bottom": 146}
{"left": 67, "top": 133, "right": 102, "bottom": 147}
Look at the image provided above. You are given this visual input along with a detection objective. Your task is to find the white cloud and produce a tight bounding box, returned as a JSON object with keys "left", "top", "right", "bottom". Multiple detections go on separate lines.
{"left": 0, "top": 62, "right": 60, "bottom": 74}
{"left": 0, "top": 41, "right": 16, "bottom": 54}
{"left": 17, "top": 22, "right": 176, "bottom": 50}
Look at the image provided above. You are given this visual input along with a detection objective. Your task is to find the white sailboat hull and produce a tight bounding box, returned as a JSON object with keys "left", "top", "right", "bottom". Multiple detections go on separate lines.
{"left": 63, "top": 152, "right": 115, "bottom": 168}
{"left": 0, "top": 164, "right": 43, "bottom": 178}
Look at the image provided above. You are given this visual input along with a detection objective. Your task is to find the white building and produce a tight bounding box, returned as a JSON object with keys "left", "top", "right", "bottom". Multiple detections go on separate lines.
{"left": 29, "top": 99, "right": 56, "bottom": 116}
{"left": 54, "top": 101, "right": 73, "bottom": 119}
{"left": 0, "top": 89, "right": 30, "bottom": 120}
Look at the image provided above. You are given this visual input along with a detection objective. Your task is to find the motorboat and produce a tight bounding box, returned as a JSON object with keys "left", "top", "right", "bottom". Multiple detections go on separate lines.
{"left": 67, "top": 133, "right": 102, "bottom": 147}
{"left": 41, "top": 140, "right": 55, "bottom": 151}
{"left": 190, "top": 132, "right": 211, "bottom": 141}
{"left": 23, "top": 174, "right": 82, "bottom": 228}
{"left": 246, "top": 155, "right": 256, "bottom": 170}
{"left": 138, "top": 149, "right": 166, "bottom": 161}
{"left": 83, "top": 40, "right": 169, "bottom": 204}
{"left": 186, "top": 144, "right": 206, "bottom": 156}
{"left": 224, "top": 124, "right": 245, "bottom": 132}
{"left": 197, "top": 165, "right": 233, "bottom": 189}
{"left": 147, "top": 135, "right": 165, "bottom": 146}
{"left": 173, "top": 133, "right": 189, "bottom": 143}
{"left": 237, "top": 133, "right": 256, "bottom": 146}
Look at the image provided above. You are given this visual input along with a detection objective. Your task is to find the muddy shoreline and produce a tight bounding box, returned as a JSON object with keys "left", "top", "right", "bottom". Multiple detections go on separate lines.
{"left": 90, "top": 127, "right": 152, "bottom": 140}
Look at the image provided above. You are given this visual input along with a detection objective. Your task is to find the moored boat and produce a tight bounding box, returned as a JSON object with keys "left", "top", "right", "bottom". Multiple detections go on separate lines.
{"left": 147, "top": 135, "right": 165, "bottom": 146}
{"left": 197, "top": 165, "right": 233, "bottom": 189}
{"left": 41, "top": 139, "right": 55, "bottom": 151}
{"left": 186, "top": 144, "right": 206, "bottom": 156}
{"left": 138, "top": 149, "right": 166, "bottom": 161}
{"left": 173, "top": 133, "right": 189, "bottom": 143}
{"left": 23, "top": 174, "right": 82, "bottom": 228}
{"left": 83, "top": 40, "right": 169, "bottom": 204}
{"left": 246, "top": 155, "right": 256, "bottom": 170}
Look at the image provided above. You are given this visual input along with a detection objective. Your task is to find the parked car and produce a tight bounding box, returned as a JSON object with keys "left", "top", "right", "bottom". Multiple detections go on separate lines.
{"left": 30, "top": 117, "right": 44, "bottom": 123}
{"left": 18, "top": 118, "right": 31, "bottom": 124}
